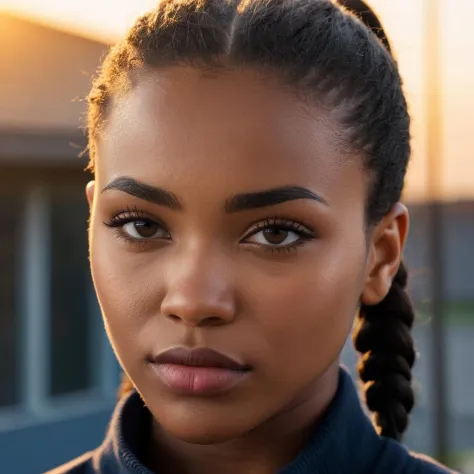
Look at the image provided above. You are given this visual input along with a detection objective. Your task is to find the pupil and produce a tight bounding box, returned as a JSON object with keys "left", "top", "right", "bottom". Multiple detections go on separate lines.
{"left": 134, "top": 221, "right": 157, "bottom": 238}
{"left": 263, "top": 228, "right": 288, "bottom": 244}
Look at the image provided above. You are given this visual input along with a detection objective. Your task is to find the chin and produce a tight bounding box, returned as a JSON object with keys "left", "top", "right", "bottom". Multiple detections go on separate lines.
{"left": 150, "top": 401, "right": 258, "bottom": 445}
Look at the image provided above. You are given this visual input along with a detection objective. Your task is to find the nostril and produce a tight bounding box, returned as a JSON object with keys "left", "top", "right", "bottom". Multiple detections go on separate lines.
{"left": 165, "top": 313, "right": 226, "bottom": 327}
{"left": 207, "top": 316, "right": 224, "bottom": 326}
{"left": 167, "top": 314, "right": 181, "bottom": 323}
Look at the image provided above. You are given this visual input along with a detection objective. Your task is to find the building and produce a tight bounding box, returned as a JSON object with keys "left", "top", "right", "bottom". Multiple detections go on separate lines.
{"left": 0, "top": 13, "right": 120, "bottom": 474}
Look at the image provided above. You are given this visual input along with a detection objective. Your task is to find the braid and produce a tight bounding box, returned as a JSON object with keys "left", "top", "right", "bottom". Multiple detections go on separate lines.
{"left": 353, "top": 261, "right": 416, "bottom": 441}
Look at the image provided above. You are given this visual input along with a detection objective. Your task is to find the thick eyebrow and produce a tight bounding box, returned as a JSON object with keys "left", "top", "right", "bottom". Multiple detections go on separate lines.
{"left": 102, "top": 178, "right": 327, "bottom": 213}
{"left": 102, "top": 177, "right": 182, "bottom": 210}
{"left": 225, "top": 186, "right": 328, "bottom": 213}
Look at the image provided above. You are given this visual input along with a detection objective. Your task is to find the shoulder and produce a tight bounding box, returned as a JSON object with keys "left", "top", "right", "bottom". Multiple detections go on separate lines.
{"left": 43, "top": 451, "right": 95, "bottom": 474}
{"left": 375, "top": 438, "right": 458, "bottom": 474}
{"left": 408, "top": 452, "right": 459, "bottom": 474}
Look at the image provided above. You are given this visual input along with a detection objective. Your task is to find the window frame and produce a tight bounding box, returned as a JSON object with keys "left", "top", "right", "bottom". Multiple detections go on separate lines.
{"left": 0, "top": 181, "right": 118, "bottom": 433}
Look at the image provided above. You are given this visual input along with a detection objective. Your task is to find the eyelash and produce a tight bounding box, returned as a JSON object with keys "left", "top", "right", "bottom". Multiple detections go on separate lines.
{"left": 241, "top": 217, "right": 315, "bottom": 253}
{"left": 104, "top": 206, "right": 153, "bottom": 226}
{"left": 103, "top": 208, "right": 315, "bottom": 253}
{"left": 103, "top": 206, "right": 170, "bottom": 247}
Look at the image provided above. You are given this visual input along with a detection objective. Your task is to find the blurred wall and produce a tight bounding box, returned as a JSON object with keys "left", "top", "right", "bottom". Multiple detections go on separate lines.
{"left": 0, "top": 13, "right": 106, "bottom": 132}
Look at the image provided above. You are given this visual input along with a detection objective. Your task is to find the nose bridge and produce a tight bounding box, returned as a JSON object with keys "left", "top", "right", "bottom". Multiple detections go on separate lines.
{"left": 161, "top": 240, "right": 236, "bottom": 325}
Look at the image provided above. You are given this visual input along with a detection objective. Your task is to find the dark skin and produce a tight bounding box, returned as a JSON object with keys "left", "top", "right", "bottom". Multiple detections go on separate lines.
{"left": 86, "top": 67, "right": 408, "bottom": 474}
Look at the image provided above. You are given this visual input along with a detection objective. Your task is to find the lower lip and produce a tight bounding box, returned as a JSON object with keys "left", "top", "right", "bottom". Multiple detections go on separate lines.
{"left": 151, "top": 363, "right": 250, "bottom": 396}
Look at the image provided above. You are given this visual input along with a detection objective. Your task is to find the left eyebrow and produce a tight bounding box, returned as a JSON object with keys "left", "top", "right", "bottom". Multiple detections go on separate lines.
{"left": 101, "top": 176, "right": 182, "bottom": 210}
{"left": 224, "top": 186, "right": 328, "bottom": 213}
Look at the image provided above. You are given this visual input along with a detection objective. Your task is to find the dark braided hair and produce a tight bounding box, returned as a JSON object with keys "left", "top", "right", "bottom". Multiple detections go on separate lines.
{"left": 87, "top": 0, "right": 416, "bottom": 442}
{"left": 340, "top": 0, "right": 416, "bottom": 442}
{"left": 354, "top": 260, "right": 416, "bottom": 441}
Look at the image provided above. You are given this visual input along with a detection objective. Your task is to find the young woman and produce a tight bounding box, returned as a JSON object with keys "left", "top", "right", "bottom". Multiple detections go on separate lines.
{"left": 48, "top": 0, "right": 456, "bottom": 473}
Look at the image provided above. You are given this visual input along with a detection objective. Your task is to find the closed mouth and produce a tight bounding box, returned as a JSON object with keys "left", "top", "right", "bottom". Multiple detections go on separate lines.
{"left": 150, "top": 347, "right": 251, "bottom": 372}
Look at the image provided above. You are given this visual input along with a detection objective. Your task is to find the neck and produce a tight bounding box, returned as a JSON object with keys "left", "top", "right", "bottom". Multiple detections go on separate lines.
{"left": 147, "top": 362, "right": 340, "bottom": 474}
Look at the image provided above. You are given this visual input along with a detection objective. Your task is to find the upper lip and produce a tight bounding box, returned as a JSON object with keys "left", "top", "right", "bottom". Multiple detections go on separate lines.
{"left": 151, "top": 347, "right": 251, "bottom": 371}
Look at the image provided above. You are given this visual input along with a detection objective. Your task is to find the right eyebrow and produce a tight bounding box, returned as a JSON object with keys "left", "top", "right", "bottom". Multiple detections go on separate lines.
{"left": 101, "top": 176, "right": 183, "bottom": 210}
{"left": 225, "top": 186, "right": 328, "bottom": 213}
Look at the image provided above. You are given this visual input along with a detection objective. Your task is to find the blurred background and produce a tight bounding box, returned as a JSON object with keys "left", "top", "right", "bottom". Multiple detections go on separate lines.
{"left": 0, "top": 0, "right": 472, "bottom": 473}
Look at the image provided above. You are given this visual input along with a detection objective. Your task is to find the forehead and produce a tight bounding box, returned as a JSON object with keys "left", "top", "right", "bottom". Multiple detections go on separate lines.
{"left": 97, "top": 67, "right": 365, "bottom": 205}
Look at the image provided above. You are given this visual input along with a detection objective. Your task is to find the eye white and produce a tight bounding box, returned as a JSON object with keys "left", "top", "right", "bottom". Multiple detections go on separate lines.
{"left": 248, "top": 230, "right": 301, "bottom": 246}
{"left": 122, "top": 221, "right": 165, "bottom": 239}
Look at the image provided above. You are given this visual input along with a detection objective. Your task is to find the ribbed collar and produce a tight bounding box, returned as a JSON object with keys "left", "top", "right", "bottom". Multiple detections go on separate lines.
{"left": 94, "top": 367, "right": 386, "bottom": 474}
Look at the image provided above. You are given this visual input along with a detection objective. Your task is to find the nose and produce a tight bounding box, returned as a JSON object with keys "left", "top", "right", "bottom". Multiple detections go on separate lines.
{"left": 160, "top": 248, "right": 236, "bottom": 327}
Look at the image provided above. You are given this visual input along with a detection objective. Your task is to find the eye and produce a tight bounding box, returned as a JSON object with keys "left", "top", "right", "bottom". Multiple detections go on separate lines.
{"left": 103, "top": 207, "right": 171, "bottom": 244}
{"left": 246, "top": 228, "right": 301, "bottom": 247}
{"left": 242, "top": 218, "right": 315, "bottom": 250}
{"left": 122, "top": 220, "right": 169, "bottom": 240}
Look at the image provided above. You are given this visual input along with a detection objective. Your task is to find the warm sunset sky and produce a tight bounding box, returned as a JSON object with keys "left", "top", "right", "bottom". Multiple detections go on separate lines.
{"left": 0, "top": 0, "right": 473, "bottom": 201}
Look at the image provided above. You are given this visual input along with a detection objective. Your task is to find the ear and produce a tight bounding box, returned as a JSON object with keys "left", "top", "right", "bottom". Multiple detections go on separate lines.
{"left": 86, "top": 181, "right": 95, "bottom": 208}
{"left": 361, "top": 203, "right": 409, "bottom": 306}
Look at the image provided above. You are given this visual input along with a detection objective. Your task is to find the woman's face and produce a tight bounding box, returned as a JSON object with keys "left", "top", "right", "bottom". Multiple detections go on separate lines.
{"left": 88, "top": 67, "right": 371, "bottom": 443}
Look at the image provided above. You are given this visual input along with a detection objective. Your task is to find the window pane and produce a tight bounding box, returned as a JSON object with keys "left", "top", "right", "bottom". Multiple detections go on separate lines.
{"left": 403, "top": 201, "right": 474, "bottom": 458}
{"left": 0, "top": 192, "right": 22, "bottom": 407}
{"left": 49, "top": 187, "right": 92, "bottom": 396}
{"left": 443, "top": 202, "right": 474, "bottom": 456}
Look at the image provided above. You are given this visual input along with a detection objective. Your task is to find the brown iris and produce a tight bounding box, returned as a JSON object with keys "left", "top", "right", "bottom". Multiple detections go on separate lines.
{"left": 133, "top": 220, "right": 160, "bottom": 238}
{"left": 262, "top": 228, "right": 289, "bottom": 245}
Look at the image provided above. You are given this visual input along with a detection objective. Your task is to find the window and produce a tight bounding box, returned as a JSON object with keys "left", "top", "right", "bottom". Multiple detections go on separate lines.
{"left": 49, "top": 187, "right": 92, "bottom": 396}
{"left": 0, "top": 192, "right": 23, "bottom": 407}
{"left": 0, "top": 168, "right": 118, "bottom": 422}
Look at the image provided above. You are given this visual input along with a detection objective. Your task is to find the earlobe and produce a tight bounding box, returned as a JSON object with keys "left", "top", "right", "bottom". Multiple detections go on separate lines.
{"left": 361, "top": 203, "right": 409, "bottom": 306}
{"left": 86, "top": 181, "right": 95, "bottom": 208}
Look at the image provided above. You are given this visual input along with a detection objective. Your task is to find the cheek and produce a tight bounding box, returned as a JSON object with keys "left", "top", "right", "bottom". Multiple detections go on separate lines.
{"left": 249, "top": 240, "right": 366, "bottom": 381}
{"left": 89, "top": 224, "right": 163, "bottom": 356}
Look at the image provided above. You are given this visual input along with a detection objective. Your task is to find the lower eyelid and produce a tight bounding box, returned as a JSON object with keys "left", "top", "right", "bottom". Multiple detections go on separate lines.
{"left": 242, "top": 239, "right": 312, "bottom": 254}
{"left": 243, "top": 226, "right": 313, "bottom": 241}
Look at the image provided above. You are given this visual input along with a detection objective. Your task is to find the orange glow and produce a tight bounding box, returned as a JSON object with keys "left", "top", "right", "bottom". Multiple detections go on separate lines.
{"left": 1, "top": 0, "right": 473, "bottom": 201}
{"left": 0, "top": 0, "right": 158, "bottom": 43}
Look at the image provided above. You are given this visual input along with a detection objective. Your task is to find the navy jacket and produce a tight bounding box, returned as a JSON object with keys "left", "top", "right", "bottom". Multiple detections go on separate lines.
{"left": 46, "top": 368, "right": 456, "bottom": 474}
